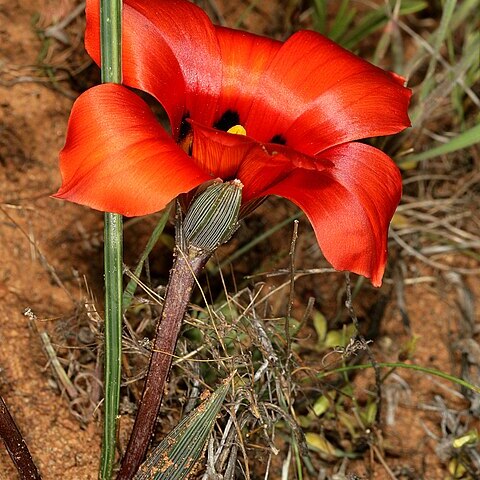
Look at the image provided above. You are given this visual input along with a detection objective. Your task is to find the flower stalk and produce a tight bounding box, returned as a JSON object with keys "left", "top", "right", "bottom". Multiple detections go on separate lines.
{"left": 99, "top": 0, "right": 122, "bottom": 479}
{"left": 118, "top": 181, "right": 242, "bottom": 479}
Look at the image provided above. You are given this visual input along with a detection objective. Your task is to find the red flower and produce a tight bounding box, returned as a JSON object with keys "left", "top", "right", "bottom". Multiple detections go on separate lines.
{"left": 55, "top": 0, "right": 411, "bottom": 286}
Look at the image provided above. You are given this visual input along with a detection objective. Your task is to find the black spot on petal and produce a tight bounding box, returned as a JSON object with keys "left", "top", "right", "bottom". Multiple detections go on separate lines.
{"left": 178, "top": 113, "right": 191, "bottom": 141}
{"left": 214, "top": 110, "right": 240, "bottom": 132}
{"left": 178, "top": 113, "right": 193, "bottom": 155}
{"left": 270, "top": 134, "right": 287, "bottom": 145}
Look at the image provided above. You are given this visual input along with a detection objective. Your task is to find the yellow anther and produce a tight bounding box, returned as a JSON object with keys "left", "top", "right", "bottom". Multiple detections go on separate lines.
{"left": 227, "top": 124, "right": 247, "bottom": 136}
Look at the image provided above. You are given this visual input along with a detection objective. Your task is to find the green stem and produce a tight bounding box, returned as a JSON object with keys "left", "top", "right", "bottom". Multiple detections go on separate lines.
{"left": 99, "top": 0, "right": 122, "bottom": 479}
{"left": 100, "top": 0, "right": 122, "bottom": 84}
{"left": 317, "top": 362, "right": 480, "bottom": 393}
{"left": 102, "top": 214, "right": 123, "bottom": 480}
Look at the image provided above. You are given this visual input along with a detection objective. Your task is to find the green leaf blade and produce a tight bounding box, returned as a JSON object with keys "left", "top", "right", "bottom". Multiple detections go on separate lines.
{"left": 134, "top": 379, "right": 231, "bottom": 480}
{"left": 400, "top": 123, "right": 480, "bottom": 165}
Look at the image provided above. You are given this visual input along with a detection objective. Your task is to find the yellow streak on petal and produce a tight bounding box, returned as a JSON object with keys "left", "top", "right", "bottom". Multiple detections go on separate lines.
{"left": 227, "top": 124, "right": 247, "bottom": 136}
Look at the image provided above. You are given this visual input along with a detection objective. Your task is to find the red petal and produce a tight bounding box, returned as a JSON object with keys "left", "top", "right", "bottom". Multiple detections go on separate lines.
{"left": 214, "top": 26, "right": 281, "bottom": 125}
{"left": 85, "top": 0, "right": 222, "bottom": 135}
{"left": 189, "top": 123, "right": 332, "bottom": 202}
{"left": 260, "top": 143, "right": 402, "bottom": 286}
{"left": 54, "top": 84, "right": 210, "bottom": 216}
{"left": 237, "top": 144, "right": 332, "bottom": 203}
{"left": 246, "top": 30, "right": 411, "bottom": 151}
{"left": 190, "top": 121, "right": 257, "bottom": 180}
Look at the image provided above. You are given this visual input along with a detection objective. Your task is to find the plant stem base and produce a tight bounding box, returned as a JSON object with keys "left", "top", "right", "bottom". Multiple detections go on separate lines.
{"left": 117, "top": 247, "right": 210, "bottom": 480}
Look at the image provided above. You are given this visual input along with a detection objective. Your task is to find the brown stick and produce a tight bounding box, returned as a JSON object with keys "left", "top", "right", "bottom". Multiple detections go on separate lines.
{"left": 117, "top": 248, "right": 210, "bottom": 480}
{"left": 0, "top": 394, "right": 42, "bottom": 479}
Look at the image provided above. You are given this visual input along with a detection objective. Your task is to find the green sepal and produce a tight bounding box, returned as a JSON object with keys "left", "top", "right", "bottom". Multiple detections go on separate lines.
{"left": 181, "top": 180, "right": 243, "bottom": 253}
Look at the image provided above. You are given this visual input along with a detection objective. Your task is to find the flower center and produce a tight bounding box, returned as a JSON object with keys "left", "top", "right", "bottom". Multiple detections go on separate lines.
{"left": 270, "top": 134, "right": 287, "bottom": 145}
{"left": 214, "top": 109, "right": 240, "bottom": 131}
{"left": 227, "top": 124, "right": 247, "bottom": 136}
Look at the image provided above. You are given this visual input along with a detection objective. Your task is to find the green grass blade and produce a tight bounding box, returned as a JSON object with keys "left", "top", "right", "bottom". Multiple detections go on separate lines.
{"left": 400, "top": 123, "right": 480, "bottom": 165}
{"left": 408, "top": 33, "right": 480, "bottom": 126}
{"left": 99, "top": 0, "right": 123, "bottom": 479}
{"left": 328, "top": 0, "right": 355, "bottom": 42}
{"left": 210, "top": 211, "right": 301, "bottom": 275}
{"left": 342, "top": 0, "right": 427, "bottom": 50}
{"left": 311, "top": 0, "right": 327, "bottom": 34}
{"left": 123, "top": 205, "right": 172, "bottom": 310}
{"left": 419, "top": 0, "right": 457, "bottom": 100}
{"left": 234, "top": 0, "right": 260, "bottom": 28}
{"left": 451, "top": 0, "right": 480, "bottom": 30}
{"left": 318, "top": 362, "right": 480, "bottom": 394}
{"left": 133, "top": 379, "right": 232, "bottom": 480}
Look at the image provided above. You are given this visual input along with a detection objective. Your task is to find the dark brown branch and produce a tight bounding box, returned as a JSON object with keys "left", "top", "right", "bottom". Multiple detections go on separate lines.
{"left": 0, "top": 394, "right": 42, "bottom": 480}
{"left": 117, "top": 248, "right": 210, "bottom": 480}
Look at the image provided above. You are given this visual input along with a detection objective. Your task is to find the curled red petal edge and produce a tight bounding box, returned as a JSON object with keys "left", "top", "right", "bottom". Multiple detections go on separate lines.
{"left": 258, "top": 142, "right": 402, "bottom": 286}
{"left": 53, "top": 84, "right": 211, "bottom": 216}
